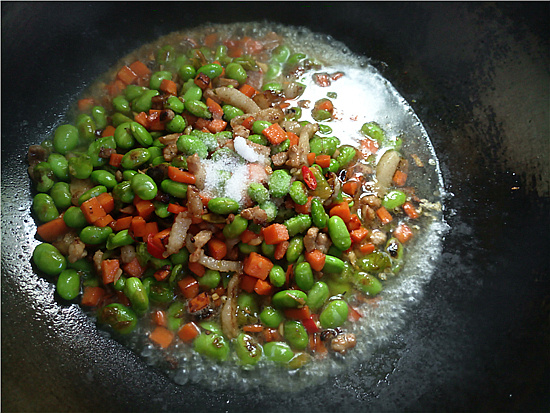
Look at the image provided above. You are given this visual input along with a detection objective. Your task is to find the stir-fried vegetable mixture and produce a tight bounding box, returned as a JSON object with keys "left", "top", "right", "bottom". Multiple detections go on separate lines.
{"left": 28, "top": 29, "right": 424, "bottom": 368}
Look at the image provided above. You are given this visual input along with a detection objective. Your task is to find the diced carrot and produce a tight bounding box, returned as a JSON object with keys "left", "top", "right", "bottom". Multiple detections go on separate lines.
{"left": 168, "top": 166, "right": 196, "bottom": 184}
{"left": 134, "top": 111, "right": 149, "bottom": 128}
{"left": 130, "top": 216, "right": 147, "bottom": 237}
{"left": 243, "top": 252, "right": 273, "bottom": 280}
{"left": 287, "top": 131, "right": 299, "bottom": 147}
{"left": 106, "top": 79, "right": 126, "bottom": 97}
{"left": 403, "top": 201, "right": 419, "bottom": 219}
{"left": 160, "top": 78, "right": 178, "bottom": 95}
{"left": 239, "top": 84, "right": 256, "bottom": 98}
{"left": 152, "top": 310, "right": 167, "bottom": 327}
{"left": 102, "top": 125, "right": 116, "bottom": 137}
{"left": 359, "top": 242, "right": 376, "bottom": 255}
{"left": 147, "top": 109, "right": 165, "bottom": 131}
{"left": 36, "top": 217, "right": 70, "bottom": 242}
{"left": 284, "top": 306, "right": 311, "bottom": 320}
{"left": 109, "top": 152, "right": 123, "bottom": 167}
{"left": 153, "top": 267, "right": 171, "bottom": 282}
{"left": 262, "top": 223, "right": 289, "bottom": 245}
{"left": 317, "top": 99, "right": 333, "bottom": 112}
{"left": 80, "top": 197, "right": 106, "bottom": 224}
{"left": 346, "top": 214, "right": 362, "bottom": 231}
{"left": 206, "top": 97, "right": 224, "bottom": 120}
{"left": 188, "top": 262, "right": 205, "bottom": 277}
{"left": 208, "top": 238, "right": 227, "bottom": 260}
{"left": 77, "top": 98, "right": 96, "bottom": 112}
{"left": 315, "top": 154, "right": 331, "bottom": 169}
{"left": 96, "top": 192, "right": 114, "bottom": 214}
{"left": 393, "top": 170, "right": 407, "bottom": 186}
{"left": 307, "top": 152, "right": 316, "bottom": 166}
{"left": 94, "top": 214, "right": 114, "bottom": 228}
{"left": 254, "top": 278, "right": 274, "bottom": 296}
{"left": 117, "top": 65, "right": 138, "bottom": 85}
{"left": 135, "top": 199, "right": 155, "bottom": 220}
{"left": 194, "top": 117, "right": 210, "bottom": 131}
{"left": 263, "top": 328, "right": 282, "bottom": 342}
{"left": 262, "top": 123, "right": 287, "bottom": 145}
{"left": 240, "top": 275, "right": 257, "bottom": 293}
{"left": 149, "top": 326, "right": 174, "bottom": 349}
{"left": 129, "top": 60, "right": 151, "bottom": 79}
{"left": 279, "top": 102, "right": 290, "bottom": 109}
{"left": 81, "top": 286, "right": 105, "bottom": 307}
{"left": 228, "top": 46, "right": 243, "bottom": 58}
{"left": 350, "top": 227, "right": 369, "bottom": 244}
{"left": 122, "top": 257, "right": 146, "bottom": 278}
{"left": 101, "top": 259, "right": 120, "bottom": 285}
{"left": 242, "top": 324, "right": 264, "bottom": 333}
{"left": 206, "top": 119, "right": 227, "bottom": 133}
{"left": 329, "top": 202, "right": 352, "bottom": 224}
{"left": 305, "top": 249, "right": 326, "bottom": 272}
{"left": 178, "top": 276, "right": 200, "bottom": 299}
{"left": 295, "top": 196, "right": 313, "bottom": 214}
{"left": 114, "top": 216, "right": 133, "bottom": 232}
{"left": 204, "top": 33, "right": 218, "bottom": 48}
{"left": 348, "top": 305, "right": 363, "bottom": 322}
{"left": 241, "top": 115, "right": 255, "bottom": 129}
{"left": 394, "top": 223, "right": 414, "bottom": 243}
{"left": 166, "top": 203, "right": 186, "bottom": 214}
{"left": 361, "top": 137, "right": 379, "bottom": 155}
{"left": 342, "top": 181, "right": 359, "bottom": 196}
{"left": 188, "top": 292, "right": 210, "bottom": 313}
{"left": 239, "top": 229, "right": 257, "bottom": 244}
{"left": 178, "top": 321, "right": 201, "bottom": 342}
{"left": 376, "top": 206, "right": 393, "bottom": 225}
{"left": 274, "top": 241, "right": 289, "bottom": 261}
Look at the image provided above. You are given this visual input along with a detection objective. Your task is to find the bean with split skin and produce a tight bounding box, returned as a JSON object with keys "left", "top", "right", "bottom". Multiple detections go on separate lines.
{"left": 235, "top": 333, "right": 263, "bottom": 365}
{"left": 193, "top": 331, "right": 230, "bottom": 361}
{"left": 98, "top": 303, "right": 138, "bottom": 335}
{"left": 121, "top": 148, "right": 151, "bottom": 170}
{"left": 284, "top": 320, "right": 308, "bottom": 350}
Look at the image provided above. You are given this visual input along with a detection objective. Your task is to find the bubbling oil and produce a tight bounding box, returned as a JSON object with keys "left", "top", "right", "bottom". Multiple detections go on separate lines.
{"left": 93, "top": 22, "right": 447, "bottom": 392}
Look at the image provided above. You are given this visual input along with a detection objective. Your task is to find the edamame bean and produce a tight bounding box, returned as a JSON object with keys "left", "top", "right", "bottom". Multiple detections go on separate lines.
{"left": 264, "top": 63, "right": 282, "bottom": 81}
{"left": 33, "top": 193, "right": 59, "bottom": 223}
{"left": 53, "top": 124, "right": 79, "bottom": 155}
{"left": 357, "top": 251, "right": 391, "bottom": 273}
{"left": 238, "top": 242, "right": 259, "bottom": 254}
{"left": 131, "top": 174, "right": 158, "bottom": 200}
{"left": 166, "top": 301, "right": 186, "bottom": 331}
{"left": 149, "top": 281, "right": 175, "bottom": 304}
{"left": 133, "top": 89, "right": 159, "bottom": 113}
{"left": 161, "top": 179, "right": 187, "bottom": 198}
{"left": 336, "top": 145, "right": 357, "bottom": 167}
{"left": 170, "top": 248, "right": 189, "bottom": 266}
{"left": 63, "top": 206, "right": 87, "bottom": 229}
{"left": 222, "top": 104, "right": 244, "bottom": 121}
{"left": 289, "top": 181, "right": 308, "bottom": 205}
{"left": 262, "top": 82, "right": 282, "bottom": 93}
{"left": 247, "top": 134, "right": 268, "bottom": 146}
{"left": 79, "top": 226, "right": 113, "bottom": 245}
{"left": 284, "top": 214, "right": 312, "bottom": 237}
{"left": 165, "top": 95, "right": 184, "bottom": 113}
{"left": 113, "top": 181, "right": 135, "bottom": 204}
{"left": 124, "top": 85, "right": 147, "bottom": 101}
{"left": 261, "top": 241, "right": 276, "bottom": 259}
{"left": 287, "top": 52, "right": 307, "bottom": 65}
{"left": 32, "top": 162, "right": 55, "bottom": 193}
{"left": 198, "top": 63, "right": 224, "bottom": 79}
{"left": 114, "top": 276, "right": 126, "bottom": 292}
{"left": 222, "top": 214, "right": 248, "bottom": 239}
{"left": 284, "top": 320, "right": 308, "bottom": 350}
{"left": 252, "top": 120, "right": 272, "bottom": 135}
{"left": 33, "top": 243, "right": 67, "bottom": 276}
{"left": 263, "top": 341, "right": 294, "bottom": 364}
{"left": 121, "top": 148, "right": 151, "bottom": 170}
{"left": 91, "top": 105, "right": 107, "bottom": 129}
{"left": 114, "top": 122, "right": 135, "bottom": 149}
{"left": 112, "top": 95, "right": 132, "bottom": 115}
{"left": 123, "top": 169, "right": 139, "bottom": 180}
{"left": 260, "top": 201, "right": 277, "bottom": 222}
{"left": 328, "top": 215, "right": 352, "bottom": 251}
{"left": 78, "top": 185, "right": 107, "bottom": 205}
{"left": 166, "top": 115, "right": 187, "bottom": 133}
{"left": 271, "top": 139, "right": 290, "bottom": 155}
{"left": 68, "top": 155, "right": 93, "bottom": 179}
{"left": 311, "top": 198, "right": 328, "bottom": 228}
{"left": 106, "top": 229, "right": 134, "bottom": 250}
{"left": 294, "top": 262, "right": 314, "bottom": 291}
{"left": 56, "top": 269, "right": 80, "bottom": 300}
{"left": 269, "top": 169, "right": 291, "bottom": 198}
{"left": 177, "top": 134, "right": 208, "bottom": 159}
{"left": 382, "top": 189, "right": 407, "bottom": 210}
{"left": 199, "top": 269, "right": 221, "bottom": 289}
{"left": 178, "top": 64, "right": 196, "bottom": 81}
{"left": 225, "top": 62, "right": 247, "bottom": 84}
{"left": 149, "top": 71, "right": 172, "bottom": 90}
{"left": 47, "top": 153, "right": 69, "bottom": 181}
{"left": 49, "top": 182, "right": 72, "bottom": 210}
{"left": 194, "top": 331, "right": 230, "bottom": 361}
{"left": 235, "top": 333, "right": 263, "bottom": 365}
{"left": 208, "top": 197, "right": 239, "bottom": 215}
{"left": 323, "top": 255, "right": 345, "bottom": 274}
{"left": 185, "top": 100, "right": 212, "bottom": 119}
{"left": 91, "top": 170, "right": 117, "bottom": 189}
{"left": 306, "top": 281, "right": 330, "bottom": 311}
{"left": 98, "top": 303, "right": 137, "bottom": 334}
{"left": 124, "top": 277, "right": 149, "bottom": 316}
{"left": 199, "top": 321, "right": 223, "bottom": 334}
{"left": 111, "top": 112, "right": 134, "bottom": 127}
{"left": 286, "top": 235, "right": 304, "bottom": 263}
{"left": 269, "top": 265, "right": 286, "bottom": 288}
{"left": 272, "top": 289, "right": 307, "bottom": 308}
{"left": 130, "top": 121, "right": 153, "bottom": 146}
{"left": 354, "top": 272, "right": 383, "bottom": 296}
{"left": 76, "top": 113, "right": 96, "bottom": 142}
{"left": 87, "top": 136, "right": 116, "bottom": 167}
{"left": 182, "top": 84, "right": 202, "bottom": 102}
{"left": 325, "top": 159, "right": 340, "bottom": 174}
{"left": 260, "top": 306, "right": 285, "bottom": 328}
{"left": 319, "top": 299, "right": 349, "bottom": 329}
{"left": 248, "top": 182, "right": 269, "bottom": 204}
{"left": 271, "top": 44, "right": 291, "bottom": 63}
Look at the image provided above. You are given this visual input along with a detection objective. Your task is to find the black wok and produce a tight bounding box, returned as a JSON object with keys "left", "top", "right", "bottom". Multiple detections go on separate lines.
{"left": 2, "top": 2, "right": 549, "bottom": 412}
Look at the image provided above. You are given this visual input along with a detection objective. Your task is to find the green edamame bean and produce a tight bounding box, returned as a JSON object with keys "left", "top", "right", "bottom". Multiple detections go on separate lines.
{"left": 33, "top": 242, "right": 66, "bottom": 276}
{"left": 294, "top": 262, "right": 314, "bottom": 291}
{"left": 114, "top": 122, "right": 135, "bottom": 149}
{"left": 53, "top": 124, "right": 79, "bottom": 155}
{"left": 319, "top": 299, "right": 349, "bottom": 329}
{"left": 56, "top": 269, "right": 80, "bottom": 300}
{"left": 199, "top": 269, "right": 221, "bottom": 289}
{"left": 247, "top": 134, "right": 268, "bottom": 146}
{"left": 222, "top": 214, "right": 248, "bottom": 239}
{"left": 122, "top": 170, "right": 137, "bottom": 181}
{"left": 177, "top": 135, "right": 208, "bottom": 159}
{"left": 68, "top": 155, "right": 93, "bottom": 179}
{"left": 47, "top": 153, "right": 69, "bottom": 181}
{"left": 76, "top": 113, "right": 96, "bottom": 142}
{"left": 262, "top": 82, "right": 282, "bottom": 93}
{"left": 113, "top": 276, "right": 126, "bottom": 291}
{"left": 91, "top": 106, "right": 108, "bottom": 130}
{"left": 130, "top": 122, "right": 153, "bottom": 146}
{"left": 98, "top": 303, "right": 137, "bottom": 334}
{"left": 271, "top": 139, "right": 290, "bottom": 155}
{"left": 166, "top": 301, "right": 186, "bottom": 331}
{"left": 288, "top": 52, "right": 307, "bottom": 66}
{"left": 91, "top": 170, "right": 117, "bottom": 189}
{"left": 269, "top": 265, "right": 286, "bottom": 288}
{"left": 284, "top": 214, "right": 312, "bottom": 237}
{"left": 78, "top": 185, "right": 107, "bottom": 205}
{"left": 149, "top": 281, "right": 175, "bottom": 304}
{"left": 182, "top": 84, "right": 202, "bottom": 102}
{"left": 328, "top": 215, "right": 352, "bottom": 251}
{"left": 272, "top": 289, "right": 307, "bottom": 308}
{"left": 178, "top": 64, "right": 196, "bottom": 81}
{"left": 199, "top": 320, "right": 223, "bottom": 334}
{"left": 222, "top": 104, "right": 244, "bottom": 121}
{"left": 133, "top": 89, "right": 159, "bottom": 113}
{"left": 269, "top": 169, "right": 291, "bottom": 198}
{"left": 33, "top": 193, "right": 59, "bottom": 223}
{"left": 63, "top": 206, "right": 87, "bottom": 229}
{"left": 87, "top": 136, "right": 116, "bottom": 167}
{"left": 286, "top": 106, "right": 302, "bottom": 121}
{"left": 260, "top": 306, "right": 285, "bottom": 328}
{"left": 111, "top": 112, "right": 133, "bottom": 127}
{"left": 323, "top": 255, "right": 345, "bottom": 274}
{"left": 311, "top": 198, "right": 328, "bottom": 228}
{"left": 248, "top": 183, "right": 269, "bottom": 204}
{"left": 271, "top": 44, "right": 291, "bottom": 63}
{"left": 238, "top": 242, "right": 260, "bottom": 255}
{"left": 382, "top": 189, "right": 407, "bottom": 210}
{"left": 124, "top": 277, "right": 149, "bottom": 316}
{"left": 284, "top": 320, "right": 308, "bottom": 350}
{"left": 112, "top": 95, "right": 132, "bottom": 115}
{"left": 286, "top": 236, "right": 304, "bottom": 263}
{"left": 124, "top": 85, "right": 147, "bottom": 101}
{"left": 357, "top": 251, "right": 391, "bottom": 273}
{"left": 106, "top": 229, "right": 134, "bottom": 250}
{"left": 148, "top": 146, "right": 163, "bottom": 160}
{"left": 318, "top": 124, "right": 333, "bottom": 135}
{"left": 260, "top": 201, "right": 278, "bottom": 222}
{"left": 261, "top": 241, "right": 276, "bottom": 259}
{"left": 131, "top": 174, "right": 158, "bottom": 200}
{"left": 185, "top": 100, "right": 212, "bottom": 119}
{"left": 121, "top": 148, "right": 151, "bottom": 170}
{"left": 165, "top": 95, "right": 184, "bottom": 113}
{"left": 161, "top": 179, "right": 188, "bottom": 198}
{"left": 149, "top": 71, "right": 172, "bottom": 90}
{"left": 263, "top": 341, "right": 294, "bottom": 364}
{"left": 225, "top": 62, "right": 247, "bottom": 84}
{"left": 252, "top": 120, "right": 272, "bottom": 135}
{"left": 155, "top": 202, "right": 170, "bottom": 218}
{"left": 264, "top": 63, "right": 282, "bottom": 81}
{"left": 166, "top": 115, "right": 187, "bottom": 133}
{"left": 325, "top": 159, "right": 340, "bottom": 174}
{"left": 354, "top": 272, "right": 383, "bottom": 296}
{"left": 170, "top": 248, "right": 189, "bottom": 265}
{"left": 113, "top": 181, "right": 135, "bottom": 204}
{"left": 49, "top": 182, "right": 72, "bottom": 209}
{"left": 360, "top": 121, "right": 386, "bottom": 142}
{"left": 336, "top": 145, "right": 357, "bottom": 167}
{"left": 235, "top": 333, "right": 263, "bottom": 365}
{"left": 197, "top": 63, "right": 223, "bottom": 79}
{"left": 32, "top": 162, "right": 55, "bottom": 193}
{"left": 193, "top": 331, "right": 230, "bottom": 361}
{"left": 208, "top": 197, "right": 239, "bottom": 215}
{"left": 306, "top": 281, "right": 330, "bottom": 311}
{"left": 79, "top": 226, "right": 113, "bottom": 245}
{"left": 289, "top": 181, "right": 308, "bottom": 206}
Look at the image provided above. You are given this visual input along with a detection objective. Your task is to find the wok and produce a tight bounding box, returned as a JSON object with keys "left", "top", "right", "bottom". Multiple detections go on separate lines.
{"left": 2, "top": 2, "right": 549, "bottom": 412}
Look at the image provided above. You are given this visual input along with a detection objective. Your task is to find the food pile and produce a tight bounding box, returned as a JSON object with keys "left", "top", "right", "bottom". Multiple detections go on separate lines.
{"left": 28, "top": 28, "right": 422, "bottom": 368}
